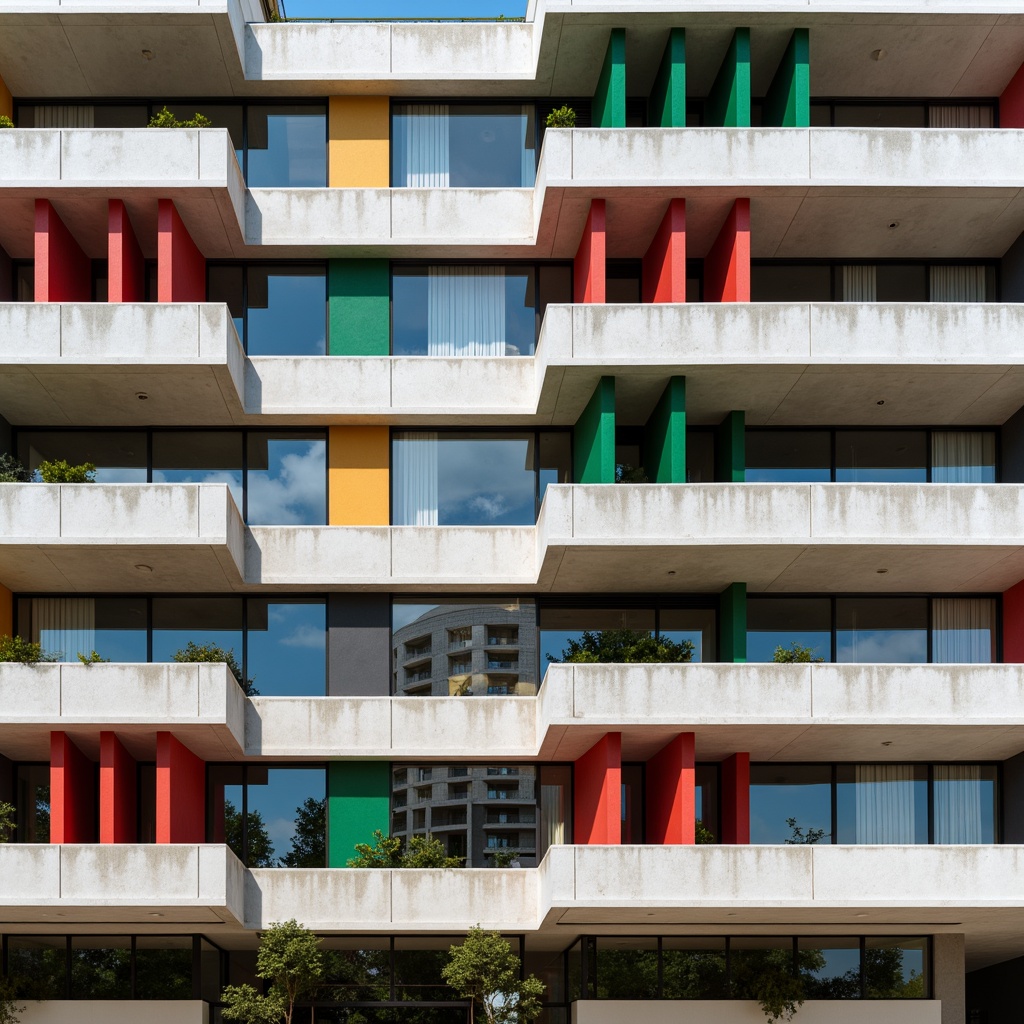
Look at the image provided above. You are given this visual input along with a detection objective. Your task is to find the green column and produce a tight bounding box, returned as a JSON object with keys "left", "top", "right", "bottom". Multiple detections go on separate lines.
{"left": 649, "top": 28, "right": 686, "bottom": 128}
{"left": 762, "top": 29, "right": 810, "bottom": 128}
{"left": 719, "top": 582, "right": 747, "bottom": 663}
{"left": 574, "top": 376, "right": 616, "bottom": 484}
{"left": 327, "top": 761, "right": 391, "bottom": 867}
{"left": 593, "top": 28, "right": 626, "bottom": 128}
{"left": 328, "top": 259, "right": 389, "bottom": 356}
{"left": 715, "top": 410, "right": 745, "bottom": 482}
{"left": 706, "top": 28, "right": 751, "bottom": 128}
{"left": 643, "top": 376, "right": 686, "bottom": 483}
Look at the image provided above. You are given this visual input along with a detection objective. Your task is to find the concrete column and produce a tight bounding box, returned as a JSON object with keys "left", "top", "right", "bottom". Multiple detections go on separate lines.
{"left": 719, "top": 582, "right": 747, "bottom": 664}
{"left": 574, "top": 199, "right": 606, "bottom": 304}
{"left": 707, "top": 28, "right": 751, "bottom": 127}
{"left": 573, "top": 375, "right": 615, "bottom": 484}
{"left": 763, "top": 29, "right": 810, "bottom": 127}
{"left": 721, "top": 751, "right": 750, "bottom": 844}
{"left": 156, "top": 732, "right": 205, "bottom": 843}
{"left": 328, "top": 259, "right": 390, "bottom": 355}
{"left": 574, "top": 733, "right": 622, "bottom": 844}
{"left": 593, "top": 28, "right": 626, "bottom": 128}
{"left": 50, "top": 732, "right": 96, "bottom": 843}
{"left": 99, "top": 732, "right": 137, "bottom": 843}
{"left": 157, "top": 199, "right": 205, "bottom": 302}
{"left": 1000, "top": 62, "right": 1024, "bottom": 128}
{"left": 716, "top": 410, "right": 745, "bottom": 482}
{"left": 933, "top": 933, "right": 965, "bottom": 1024}
{"left": 705, "top": 199, "right": 750, "bottom": 303}
{"left": 646, "top": 733, "right": 696, "bottom": 844}
{"left": 328, "top": 594, "right": 392, "bottom": 697}
{"left": 329, "top": 96, "right": 389, "bottom": 187}
{"left": 107, "top": 199, "right": 145, "bottom": 302}
{"left": 649, "top": 28, "right": 685, "bottom": 127}
{"left": 35, "top": 199, "right": 91, "bottom": 302}
{"left": 643, "top": 376, "right": 686, "bottom": 484}
{"left": 642, "top": 199, "right": 686, "bottom": 303}
{"left": 328, "top": 761, "right": 391, "bottom": 867}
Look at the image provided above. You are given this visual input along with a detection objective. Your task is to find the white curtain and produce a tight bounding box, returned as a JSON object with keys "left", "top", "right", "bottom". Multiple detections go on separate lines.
{"left": 32, "top": 597, "right": 95, "bottom": 662}
{"left": 930, "top": 265, "right": 987, "bottom": 302}
{"left": 854, "top": 764, "right": 918, "bottom": 843}
{"left": 933, "top": 765, "right": 984, "bottom": 843}
{"left": 398, "top": 103, "right": 450, "bottom": 187}
{"left": 427, "top": 267, "right": 507, "bottom": 356}
{"left": 393, "top": 431, "right": 438, "bottom": 526}
{"left": 34, "top": 105, "right": 94, "bottom": 128}
{"left": 540, "top": 784, "right": 566, "bottom": 856}
{"left": 928, "top": 105, "right": 994, "bottom": 128}
{"left": 931, "top": 431, "right": 995, "bottom": 484}
{"left": 932, "top": 597, "right": 995, "bottom": 664}
{"left": 842, "top": 265, "right": 877, "bottom": 302}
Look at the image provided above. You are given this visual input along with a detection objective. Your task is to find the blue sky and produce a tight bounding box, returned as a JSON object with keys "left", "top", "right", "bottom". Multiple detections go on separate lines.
{"left": 282, "top": 0, "right": 526, "bottom": 16}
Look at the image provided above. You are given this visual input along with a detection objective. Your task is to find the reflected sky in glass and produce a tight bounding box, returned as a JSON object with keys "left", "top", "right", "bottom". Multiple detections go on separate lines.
{"left": 246, "top": 271, "right": 326, "bottom": 356}
{"left": 748, "top": 630, "right": 830, "bottom": 663}
{"left": 750, "top": 767, "right": 831, "bottom": 844}
{"left": 836, "top": 628, "right": 927, "bottom": 663}
{"left": 247, "top": 601, "right": 326, "bottom": 697}
{"left": 247, "top": 111, "right": 326, "bottom": 187}
{"left": 247, "top": 438, "right": 326, "bottom": 525}
{"left": 246, "top": 767, "right": 325, "bottom": 865}
{"left": 153, "top": 468, "right": 243, "bottom": 512}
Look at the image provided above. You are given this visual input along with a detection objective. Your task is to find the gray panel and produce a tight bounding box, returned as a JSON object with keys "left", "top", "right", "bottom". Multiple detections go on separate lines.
{"left": 328, "top": 593, "right": 391, "bottom": 697}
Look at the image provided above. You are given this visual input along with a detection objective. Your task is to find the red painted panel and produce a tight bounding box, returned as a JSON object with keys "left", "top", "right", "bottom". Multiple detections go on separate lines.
{"left": 108, "top": 200, "right": 145, "bottom": 302}
{"left": 50, "top": 731, "right": 96, "bottom": 843}
{"left": 704, "top": 198, "right": 751, "bottom": 303}
{"left": 574, "top": 732, "right": 621, "bottom": 844}
{"left": 645, "top": 733, "right": 696, "bottom": 844}
{"left": 34, "top": 199, "right": 91, "bottom": 302}
{"left": 1003, "top": 579, "right": 1024, "bottom": 662}
{"left": 1001, "top": 64, "right": 1024, "bottom": 128}
{"left": 156, "top": 732, "right": 205, "bottom": 843}
{"left": 721, "top": 751, "right": 750, "bottom": 845}
{"left": 99, "top": 731, "right": 137, "bottom": 843}
{"left": 157, "top": 199, "right": 205, "bottom": 303}
{"left": 642, "top": 198, "right": 687, "bottom": 303}
{"left": 574, "top": 199, "right": 607, "bottom": 304}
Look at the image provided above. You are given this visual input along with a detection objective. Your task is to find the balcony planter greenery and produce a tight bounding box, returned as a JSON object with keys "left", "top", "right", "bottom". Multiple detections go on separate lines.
{"left": 545, "top": 105, "right": 576, "bottom": 128}
{"left": 348, "top": 829, "right": 462, "bottom": 868}
{"left": 172, "top": 640, "right": 258, "bottom": 695}
{"left": 491, "top": 847, "right": 520, "bottom": 868}
{"left": 0, "top": 635, "right": 57, "bottom": 664}
{"left": 773, "top": 642, "right": 824, "bottom": 664}
{"left": 554, "top": 629, "right": 695, "bottom": 664}
{"left": 0, "top": 115, "right": 13, "bottom": 129}
{"left": 148, "top": 106, "right": 213, "bottom": 128}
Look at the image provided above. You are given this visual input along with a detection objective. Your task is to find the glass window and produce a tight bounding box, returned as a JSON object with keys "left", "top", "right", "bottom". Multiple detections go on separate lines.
{"left": 751, "top": 263, "right": 832, "bottom": 302}
{"left": 540, "top": 607, "right": 656, "bottom": 667}
{"left": 833, "top": 105, "right": 927, "bottom": 128}
{"left": 750, "top": 764, "right": 832, "bottom": 845}
{"left": 730, "top": 938, "right": 795, "bottom": 1000}
{"left": 18, "top": 430, "right": 147, "bottom": 483}
{"left": 15, "top": 263, "right": 34, "bottom": 302}
{"left": 208, "top": 265, "right": 244, "bottom": 340}
{"left": 208, "top": 764, "right": 245, "bottom": 861}
{"left": 321, "top": 938, "right": 391, "bottom": 1002}
{"left": 247, "top": 766, "right": 326, "bottom": 868}
{"left": 245, "top": 265, "right": 326, "bottom": 355}
{"left": 538, "top": 264, "right": 573, "bottom": 324}
{"left": 538, "top": 765, "right": 572, "bottom": 858}
{"left": 836, "top": 764, "right": 928, "bottom": 844}
{"left": 200, "top": 939, "right": 223, "bottom": 1004}
{"left": 246, "top": 432, "right": 327, "bottom": 525}
{"left": 151, "top": 597, "right": 243, "bottom": 667}
{"left": 864, "top": 938, "right": 928, "bottom": 998}
{"left": 876, "top": 264, "right": 928, "bottom": 302}
{"left": 606, "top": 262, "right": 642, "bottom": 303}
{"left": 747, "top": 597, "right": 831, "bottom": 664}
{"left": 595, "top": 938, "right": 659, "bottom": 999}
{"left": 798, "top": 938, "right": 861, "bottom": 998}
{"left": 621, "top": 764, "right": 643, "bottom": 844}
{"left": 931, "top": 430, "right": 996, "bottom": 483}
{"left": 746, "top": 430, "right": 831, "bottom": 483}
{"left": 660, "top": 607, "right": 716, "bottom": 662}
{"left": 836, "top": 597, "right": 927, "bottom": 663}
{"left": 835, "top": 430, "right": 927, "bottom": 483}
{"left": 152, "top": 431, "right": 243, "bottom": 511}
{"left": 19, "top": 596, "right": 147, "bottom": 663}
{"left": 8, "top": 936, "right": 66, "bottom": 999}
{"left": 662, "top": 938, "right": 727, "bottom": 998}
{"left": 246, "top": 104, "right": 327, "bottom": 187}
{"left": 932, "top": 764, "right": 997, "bottom": 843}
{"left": 932, "top": 597, "right": 995, "bottom": 664}
{"left": 538, "top": 432, "right": 572, "bottom": 506}
{"left": 246, "top": 599, "right": 326, "bottom": 696}
{"left": 695, "top": 765, "right": 719, "bottom": 842}
{"left": 14, "top": 765, "right": 50, "bottom": 843}
{"left": 71, "top": 937, "right": 131, "bottom": 999}
{"left": 686, "top": 430, "right": 715, "bottom": 483}
{"left": 393, "top": 937, "right": 455, "bottom": 1001}
{"left": 135, "top": 937, "right": 193, "bottom": 999}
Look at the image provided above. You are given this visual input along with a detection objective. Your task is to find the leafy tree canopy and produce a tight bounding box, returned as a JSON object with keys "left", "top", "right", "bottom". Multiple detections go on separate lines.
{"left": 173, "top": 641, "right": 258, "bottom": 695}
{"left": 348, "top": 830, "right": 461, "bottom": 868}
{"left": 552, "top": 629, "right": 694, "bottom": 664}
{"left": 279, "top": 797, "right": 326, "bottom": 868}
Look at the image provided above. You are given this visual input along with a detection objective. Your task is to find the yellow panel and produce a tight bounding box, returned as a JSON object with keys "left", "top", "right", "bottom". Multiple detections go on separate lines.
{"left": 329, "top": 426, "right": 390, "bottom": 525}
{"left": 329, "top": 96, "right": 390, "bottom": 188}
{"left": 0, "top": 72, "right": 12, "bottom": 120}
{"left": 0, "top": 584, "right": 12, "bottom": 637}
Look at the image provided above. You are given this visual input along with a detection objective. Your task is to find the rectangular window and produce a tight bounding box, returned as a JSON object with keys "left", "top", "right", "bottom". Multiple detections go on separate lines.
{"left": 836, "top": 597, "right": 928, "bottom": 663}
{"left": 245, "top": 599, "right": 327, "bottom": 697}
{"left": 134, "top": 937, "right": 193, "bottom": 1000}
{"left": 151, "top": 597, "right": 243, "bottom": 669}
{"left": 662, "top": 938, "right": 727, "bottom": 998}
{"left": 17, "top": 430, "right": 147, "bottom": 484}
{"left": 747, "top": 596, "right": 831, "bottom": 664}
{"left": 931, "top": 430, "right": 996, "bottom": 483}
{"left": 152, "top": 430, "right": 243, "bottom": 511}
{"left": 14, "top": 765, "right": 49, "bottom": 843}
{"left": 751, "top": 263, "right": 832, "bottom": 301}
{"left": 864, "top": 938, "right": 928, "bottom": 998}
{"left": 71, "top": 937, "right": 132, "bottom": 999}
{"left": 730, "top": 938, "right": 795, "bottom": 999}
{"left": 750, "top": 764, "right": 832, "bottom": 845}
{"left": 835, "top": 430, "right": 928, "bottom": 483}
{"left": 746, "top": 430, "right": 831, "bottom": 483}
{"left": 246, "top": 432, "right": 327, "bottom": 525}
{"left": 246, "top": 104, "right": 327, "bottom": 187}
{"left": 798, "top": 938, "right": 861, "bottom": 998}
{"left": 8, "top": 936, "right": 66, "bottom": 999}
{"left": 836, "top": 764, "right": 929, "bottom": 844}
{"left": 594, "top": 938, "right": 659, "bottom": 999}
{"left": 18, "top": 596, "right": 147, "bottom": 663}
{"left": 932, "top": 764, "right": 997, "bottom": 843}
{"left": 932, "top": 597, "right": 995, "bottom": 664}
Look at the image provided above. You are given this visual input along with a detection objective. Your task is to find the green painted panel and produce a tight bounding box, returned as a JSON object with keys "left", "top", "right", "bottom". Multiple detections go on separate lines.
{"left": 763, "top": 29, "right": 810, "bottom": 128}
{"left": 643, "top": 376, "right": 686, "bottom": 483}
{"left": 329, "top": 259, "right": 390, "bottom": 356}
{"left": 593, "top": 28, "right": 626, "bottom": 128}
{"left": 649, "top": 28, "right": 686, "bottom": 128}
{"left": 719, "top": 582, "right": 747, "bottom": 663}
{"left": 327, "top": 761, "right": 391, "bottom": 867}
{"left": 715, "top": 410, "right": 745, "bottom": 483}
{"left": 574, "top": 376, "right": 616, "bottom": 484}
{"left": 706, "top": 28, "right": 751, "bottom": 128}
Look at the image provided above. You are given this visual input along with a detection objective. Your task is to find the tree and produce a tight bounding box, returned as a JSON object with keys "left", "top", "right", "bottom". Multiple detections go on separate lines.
{"left": 221, "top": 920, "right": 324, "bottom": 1024}
{"left": 0, "top": 978, "right": 23, "bottom": 1024}
{"left": 773, "top": 642, "right": 825, "bottom": 664}
{"left": 0, "top": 802, "right": 15, "bottom": 844}
{"left": 173, "top": 641, "right": 259, "bottom": 695}
{"left": 442, "top": 928, "right": 544, "bottom": 1024}
{"left": 279, "top": 797, "right": 325, "bottom": 867}
{"left": 347, "top": 830, "right": 461, "bottom": 868}
{"left": 552, "top": 629, "right": 694, "bottom": 664}
{"left": 224, "top": 799, "right": 276, "bottom": 868}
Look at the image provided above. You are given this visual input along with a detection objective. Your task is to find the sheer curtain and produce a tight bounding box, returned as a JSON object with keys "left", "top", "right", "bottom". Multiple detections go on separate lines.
{"left": 393, "top": 432, "right": 439, "bottom": 525}
{"left": 34, "top": 106, "right": 94, "bottom": 128}
{"left": 842, "top": 265, "right": 877, "bottom": 301}
{"left": 32, "top": 597, "right": 95, "bottom": 661}
{"left": 540, "top": 784, "right": 566, "bottom": 857}
{"left": 928, "top": 105, "right": 994, "bottom": 128}
{"left": 397, "top": 104, "right": 450, "bottom": 187}
{"left": 854, "top": 764, "right": 918, "bottom": 843}
{"left": 427, "top": 267, "right": 507, "bottom": 356}
{"left": 931, "top": 431, "right": 995, "bottom": 483}
{"left": 933, "top": 765, "right": 983, "bottom": 843}
{"left": 932, "top": 597, "right": 995, "bottom": 663}
{"left": 930, "top": 265, "right": 987, "bottom": 302}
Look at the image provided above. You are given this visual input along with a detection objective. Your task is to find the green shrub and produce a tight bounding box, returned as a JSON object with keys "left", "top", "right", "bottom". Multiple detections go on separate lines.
{"left": 545, "top": 105, "right": 576, "bottom": 128}
{"left": 772, "top": 642, "right": 824, "bottom": 664}
{"left": 0, "top": 115, "right": 14, "bottom": 129}
{"left": 491, "top": 847, "right": 519, "bottom": 867}
{"left": 0, "top": 801, "right": 15, "bottom": 843}
{"left": 553, "top": 628, "right": 694, "bottom": 664}
{"left": 0, "top": 634, "right": 57, "bottom": 664}
{"left": 37, "top": 459, "right": 95, "bottom": 483}
{"left": 148, "top": 105, "right": 213, "bottom": 128}
{"left": 77, "top": 650, "right": 109, "bottom": 665}
{"left": 172, "top": 641, "right": 258, "bottom": 695}
{"left": 348, "top": 829, "right": 462, "bottom": 868}
{"left": 695, "top": 819, "right": 716, "bottom": 844}
{"left": 0, "top": 454, "right": 28, "bottom": 483}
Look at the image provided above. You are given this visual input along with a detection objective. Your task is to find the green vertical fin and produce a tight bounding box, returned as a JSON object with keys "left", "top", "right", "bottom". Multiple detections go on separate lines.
{"left": 715, "top": 410, "right": 745, "bottom": 482}
{"left": 574, "top": 376, "right": 616, "bottom": 484}
{"left": 706, "top": 28, "right": 751, "bottom": 128}
{"left": 594, "top": 28, "right": 627, "bottom": 128}
{"left": 643, "top": 376, "right": 686, "bottom": 483}
{"left": 650, "top": 28, "right": 686, "bottom": 128}
{"left": 720, "top": 582, "right": 747, "bottom": 663}
{"left": 763, "top": 29, "right": 810, "bottom": 128}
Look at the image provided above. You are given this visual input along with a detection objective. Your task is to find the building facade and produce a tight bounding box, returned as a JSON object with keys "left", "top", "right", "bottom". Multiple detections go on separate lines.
{"left": 4, "top": 0, "right": 1024, "bottom": 1021}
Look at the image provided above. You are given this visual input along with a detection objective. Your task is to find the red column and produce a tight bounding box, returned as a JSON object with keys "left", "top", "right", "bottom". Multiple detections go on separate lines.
{"left": 35, "top": 199, "right": 91, "bottom": 302}
{"left": 99, "top": 732, "right": 137, "bottom": 843}
{"left": 646, "top": 733, "right": 696, "bottom": 844}
{"left": 156, "top": 732, "right": 205, "bottom": 843}
{"left": 1001, "top": 64, "right": 1024, "bottom": 128}
{"left": 50, "top": 732, "right": 96, "bottom": 843}
{"left": 574, "top": 732, "right": 621, "bottom": 844}
{"left": 1003, "top": 579, "right": 1024, "bottom": 661}
{"left": 108, "top": 199, "right": 145, "bottom": 302}
{"left": 574, "top": 198, "right": 606, "bottom": 304}
{"left": 642, "top": 198, "right": 686, "bottom": 303}
{"left": 157, "top": 199, "right": 205, "bottom": 302}
{"left": 704, "top": 198, "right": 750, "bottom": 303}
{"left": 721, "top": 752, "right": 750, "bottom": 845}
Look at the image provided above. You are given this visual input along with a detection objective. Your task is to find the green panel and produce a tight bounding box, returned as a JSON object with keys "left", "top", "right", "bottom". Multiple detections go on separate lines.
{"left": 715, "top": 410, "right": 745, "bottom": 483}
{"left": 649, "top": 28, "right": 686, "bottom": 128}
{"left": 328, "top": 761, "right": 391, "bottom": 867}
{"left": 593, "top": 28, "right": 627, "bottom": 128}
{"left": 719, "top": 582, "right": 747, "bottom": 663}
{"left": 643, "top": 376, "right": 686, "bottom": 483}
{"left": 762, "top": 29, "right": 810, "bottom": 128}
{"left": 574, "top": 376, "right": 616, "bottom": 484}
{"left": 328, "top": 259, "right": 390, "bottom": 356}
{"left": 706, "top": 28, "right": 751, "bottom": 128}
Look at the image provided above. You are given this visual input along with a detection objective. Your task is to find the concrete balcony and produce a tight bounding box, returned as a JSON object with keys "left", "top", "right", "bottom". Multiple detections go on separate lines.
{"left": 0, "top": 662, "right": 245, "bottom": 761}
{"left": 0, "top": 483, "right": 244, "bottom": 591}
